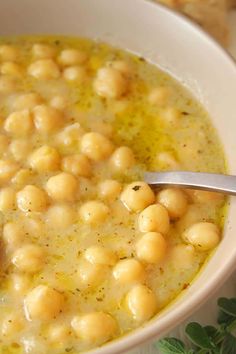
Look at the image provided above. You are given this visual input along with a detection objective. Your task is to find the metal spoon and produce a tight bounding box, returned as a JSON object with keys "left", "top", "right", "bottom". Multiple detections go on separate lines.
{"left": 144, "top": 171, "right": 236, "bottom": 196}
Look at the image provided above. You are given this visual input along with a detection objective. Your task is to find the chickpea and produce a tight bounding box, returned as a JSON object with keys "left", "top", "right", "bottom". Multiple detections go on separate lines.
{"left": 1, "top": 62, "right": 23, "bottom": 77}
{"left": 187, "top": 189, "right": 224, "bottom": 205}
{"left": 170, "top": 244, "right": 195, "bottom": 269}
{"left": 12, "top": 244, "right": 45, "bottom": 273}
{"left": 79, "top": 201, "right": 109, "bottom": 225}
{"left": 11, "top": 168, "right": 33, "bottom": 188}
{"left": 32, "top": 44, "right": 56, "bottom": 59}
{"left": 157, "top": 151, "right": 180, "bottom": 170}
{"left": 85, "top": 246, "right": 117, "bottom": 266}
{"left": 13, "top": 93, "right": 43, "bottom": 111}
{"left": 28, "top": 59, "right": 60, "bottom": 80}
{"left": 0, "top": 187, "right": 15, "bottom": 212}
{"left": 178, "top": 203, "right": 207, "bottom": 231}
{"left": 17, "top": 185, "right": 48, "bottom": 212}
{"left": 3, "top": 222, "right": 24, "bottom": 250}
{"left": 1, "top": 313, "right": 24, "bottom": 337}
{"left": 71, "top": 312, "right": 117, "bottom": 344}
{"left": 120, "top": 181, "right": 155, "bottom": 212}
{"left": 81, "top": 132, "right": 114, "bottom": 161}
{"left": 29, "top": 145, "right": 60, "bottom": 172}
{"left": 0, "top": 134, "right": 9, "bottom": 155}
{"left": 148, "top": 87, "right": 170, "bottom": 106}
{"left": 109, "top": 60, "right": 133, "bottom": 78}
{"left": 11, "top": 274, "right": 31, "bottom": 294}
{"left": 0, "top": 45, "right": 18, "bottom": 61}
{"left": 94, "top": 67, "right": 128, "bottom": 99}
{"left": 47, "top": 323, "right": 71, "bottom": 344}
{"left": 157, "top": 188, "right": 188, "bottom": 220}
{"left": 138, "top": 204, "right": 170, "bottom": 234}
{"left": 98, "top": 180, "right": 122, "bottom": 201}
{"left": 183, "top": 222, "right": 220, "bottom": 251}
{"left": 58, "top": 49, "right": 87, "bottom": 66}
{"left": 4, "top": 110, "right": 33, "bottom": 137}
{"left": 77, "top": 260, "right": 106, "bottom": 288}
{"left": 61, "top": 154, "right": 92, "bottom": 178}
{"left": 136, "top": 232, "right": 167, "bottom": 264}
{"left": 110, "top": 146, "right": 135, "bottom": 172}
{"left": 126, "top": 284, "right": 157, "bottom": 322}
{"left": 63, "top": 66, "right": 87, "bottom": 82}
{"left": 89, "top": 120, "right": 113, "bottom": 138}
{"left": 46, "top": 204, "right": 76, "bottom": 230}
{"left": 0, "top": 76, "right": 18, "bottom": 93}
{"left": 56, "top": 123, "right": 84, "bottom": 148}
{"left": 24, "top": 285, "right": 64, "bottom": 321}
{"left": 10, "top": 140, "right": 32, "bottom": 161}
{"left": 50, "top": 95, "right": 68, "bottom": 110}
{"left": 33, "top": 105, "right": 64, "bottom": 134}
{"left": 0, "top": 159, "right": 19, "bottom": 183}
{"left": 113, "top": 259, "right": 145, "bottom": 284}
{"left": 46, "top": 172, "right": 78, "bottom": 202}
{"left": 162, "top": 107, "right": 180, "bottom": 125}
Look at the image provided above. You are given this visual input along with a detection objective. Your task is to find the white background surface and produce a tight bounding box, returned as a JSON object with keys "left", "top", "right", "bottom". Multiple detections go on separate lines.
{"left": 128, "top": 10, "right": 236, "bottom": 354}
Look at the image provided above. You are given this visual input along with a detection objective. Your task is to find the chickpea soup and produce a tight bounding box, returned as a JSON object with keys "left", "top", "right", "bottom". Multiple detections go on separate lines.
{"left": 0, "top": 36, "right": 226, "bottom": 354}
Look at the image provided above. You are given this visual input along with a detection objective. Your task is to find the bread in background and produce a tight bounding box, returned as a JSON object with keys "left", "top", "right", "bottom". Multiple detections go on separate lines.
{"left": 156, "top": 0, "right": 235, "bottom": 46}
{"left": 228, "top": 0, "right": 236, "bottom": 8}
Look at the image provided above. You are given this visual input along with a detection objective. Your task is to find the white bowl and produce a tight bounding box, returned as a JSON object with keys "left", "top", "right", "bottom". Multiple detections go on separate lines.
{"left": 1, "top": 0, "right": 236, "bottom": 353}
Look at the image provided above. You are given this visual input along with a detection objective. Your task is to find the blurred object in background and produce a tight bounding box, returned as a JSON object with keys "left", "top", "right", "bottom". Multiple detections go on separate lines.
{"left": 228, "top": 0, "right": 236, "bottom": 8}
{"left": 156, "top": 0, "right": 236, "bottom": 46}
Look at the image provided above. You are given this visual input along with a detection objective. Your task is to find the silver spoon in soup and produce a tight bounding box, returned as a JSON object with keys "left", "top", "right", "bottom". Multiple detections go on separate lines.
{"left": 144, "top": 171, "right": 236, "bottom": 195}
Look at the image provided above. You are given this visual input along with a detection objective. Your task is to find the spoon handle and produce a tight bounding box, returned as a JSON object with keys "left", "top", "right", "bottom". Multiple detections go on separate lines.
{"left": 144, "top": 171, "right": 236, "bottom": 196}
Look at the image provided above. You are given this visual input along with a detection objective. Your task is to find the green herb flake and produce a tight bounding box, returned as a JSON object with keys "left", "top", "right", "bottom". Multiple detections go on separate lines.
{"left": 132, "top": 185, "right": 141, "bottom": 191}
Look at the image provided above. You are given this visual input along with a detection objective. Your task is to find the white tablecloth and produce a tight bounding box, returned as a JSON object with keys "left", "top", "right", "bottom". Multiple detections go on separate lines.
{"left": 129, "top": 11, "right": 236, "bottom": 354}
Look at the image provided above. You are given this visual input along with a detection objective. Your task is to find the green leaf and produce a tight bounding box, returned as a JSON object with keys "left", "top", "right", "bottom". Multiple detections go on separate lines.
{"left": 204, "top": 326, "right": 224, "bottom": 345}
{"left": 156, "top": 338, "right": 188, "bottom": 354}
{"left": 185, "top": 323, "right": 215, "bottom": 350}
{"left": 220, "top": 333, "right": 236, "bottom": 354}
{"left": 218, "top": 310, "right": 235, "bottom": 328}
{"left": 204, "top": 326, "right": 219, "bottom": 340}
{"left": 218, "top": 298, "right": 236, "bottom": 317}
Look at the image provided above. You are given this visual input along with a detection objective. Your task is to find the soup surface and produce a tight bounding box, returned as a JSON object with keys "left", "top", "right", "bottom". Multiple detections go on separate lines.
{"left": 0, "top": 36, "right": 226, "bottom": 354}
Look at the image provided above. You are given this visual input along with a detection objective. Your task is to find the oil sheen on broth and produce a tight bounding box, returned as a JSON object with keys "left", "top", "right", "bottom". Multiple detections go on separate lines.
{"left": 0, "top": 36, "right": 226, "bottom": 354}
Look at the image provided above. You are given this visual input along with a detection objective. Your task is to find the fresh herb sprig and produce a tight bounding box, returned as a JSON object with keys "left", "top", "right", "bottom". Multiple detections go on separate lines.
{"left": 156, "top": 297, "right": 236, "bottom": 354}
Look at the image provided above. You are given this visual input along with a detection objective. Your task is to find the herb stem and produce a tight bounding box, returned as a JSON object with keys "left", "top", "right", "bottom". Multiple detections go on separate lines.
{"left": 226, "top": 318, "right": 236, "bottom": 333}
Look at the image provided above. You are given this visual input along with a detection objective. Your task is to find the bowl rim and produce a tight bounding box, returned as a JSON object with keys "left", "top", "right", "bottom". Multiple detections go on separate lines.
{"left": 1, "top": 1, "right": 236, "bottom": 353}
{"left": 89, "top": 1, "right": 236, "bottom": 353}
